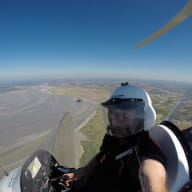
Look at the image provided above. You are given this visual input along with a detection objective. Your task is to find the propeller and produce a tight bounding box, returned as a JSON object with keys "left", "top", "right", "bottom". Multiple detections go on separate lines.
{"left": 134, "top": 0, "right": 192, "bottom": 48}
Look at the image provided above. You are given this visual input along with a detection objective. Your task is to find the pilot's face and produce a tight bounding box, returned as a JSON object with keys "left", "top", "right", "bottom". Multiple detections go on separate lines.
{"left": 109, "top": 108, "right": 136, "bottom": 127}
{"left": 108, "top": 108, "right": 138, "bottom": 136}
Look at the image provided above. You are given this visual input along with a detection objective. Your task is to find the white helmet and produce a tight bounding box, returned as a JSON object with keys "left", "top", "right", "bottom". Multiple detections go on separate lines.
{"left": 102, "top": 82, "right": 156, "bottom": 137}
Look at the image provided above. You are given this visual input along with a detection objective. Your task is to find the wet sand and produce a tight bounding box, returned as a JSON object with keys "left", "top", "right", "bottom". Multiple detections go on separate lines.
{"left": 0, "top": 85, "right": 95, "bottom": 155}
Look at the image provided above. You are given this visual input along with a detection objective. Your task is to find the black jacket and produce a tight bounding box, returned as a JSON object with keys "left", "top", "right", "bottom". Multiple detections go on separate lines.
{"left": 72, "top": 131, "right": 167, "bottom": 192}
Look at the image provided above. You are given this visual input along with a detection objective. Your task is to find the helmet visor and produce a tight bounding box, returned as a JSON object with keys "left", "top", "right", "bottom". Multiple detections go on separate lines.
{"left": 103, "top": 100, "right": 144, "bottom": 137}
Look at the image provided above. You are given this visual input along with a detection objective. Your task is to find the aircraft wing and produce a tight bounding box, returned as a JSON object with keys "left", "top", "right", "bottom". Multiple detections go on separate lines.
{"left": 134, "top": 0, "right": 192, "bottom": 48}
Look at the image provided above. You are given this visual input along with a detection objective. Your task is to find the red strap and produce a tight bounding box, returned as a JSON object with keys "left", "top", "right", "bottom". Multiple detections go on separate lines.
{"left": 99, "top": 152, "right": 110, "bottom": 164}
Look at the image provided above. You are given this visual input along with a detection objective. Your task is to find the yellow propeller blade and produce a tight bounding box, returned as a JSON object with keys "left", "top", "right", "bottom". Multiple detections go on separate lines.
{"left": 134, "top": 0, "right": 192, "bottom": 48}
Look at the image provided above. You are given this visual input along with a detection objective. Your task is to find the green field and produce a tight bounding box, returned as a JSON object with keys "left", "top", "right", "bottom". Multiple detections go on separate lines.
{"left": 79, "top": 106, "right": 106, "bottom": 166}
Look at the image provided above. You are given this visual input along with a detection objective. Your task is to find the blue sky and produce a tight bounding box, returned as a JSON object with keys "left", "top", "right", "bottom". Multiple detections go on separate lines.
{"left": 0, "top": 0, "right": 192, "bottom": 82}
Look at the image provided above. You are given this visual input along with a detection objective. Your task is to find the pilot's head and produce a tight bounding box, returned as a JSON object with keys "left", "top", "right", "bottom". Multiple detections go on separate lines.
{"left": 102, "top": 83, "right": 156, "bottom": 138}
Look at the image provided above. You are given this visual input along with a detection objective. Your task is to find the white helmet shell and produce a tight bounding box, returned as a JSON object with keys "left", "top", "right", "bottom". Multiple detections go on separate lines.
{"left": 109, "top": 83, "right": 156, "bottom": 130}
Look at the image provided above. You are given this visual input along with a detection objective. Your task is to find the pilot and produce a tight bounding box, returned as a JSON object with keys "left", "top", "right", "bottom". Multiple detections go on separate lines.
{"left": 62, "top": 83, "right": 168, "bottom": 192}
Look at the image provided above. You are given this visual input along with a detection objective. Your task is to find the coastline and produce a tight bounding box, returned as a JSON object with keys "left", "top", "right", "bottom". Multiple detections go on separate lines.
{"left": 74, "top": 111, "right": 96, "bottom": 168}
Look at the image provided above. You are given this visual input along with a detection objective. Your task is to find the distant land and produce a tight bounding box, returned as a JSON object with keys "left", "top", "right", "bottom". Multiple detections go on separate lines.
{"left": 1, "top": 78, "right": 192, "bottom": 173}
{"left": 1, "top": 78, "right": 192, "bottom": 124}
